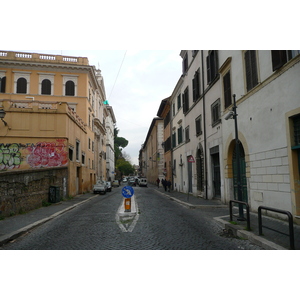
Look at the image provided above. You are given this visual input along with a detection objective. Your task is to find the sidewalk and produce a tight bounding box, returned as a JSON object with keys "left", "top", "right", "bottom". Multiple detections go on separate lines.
{"left": 1, "top": 186, "right": 299, "bottom": 250}
{"left": 0, "top": 193, "right": 97, "bottom": 247}
{"left": 154, "top": 184, "right": 300, "bottom": 250}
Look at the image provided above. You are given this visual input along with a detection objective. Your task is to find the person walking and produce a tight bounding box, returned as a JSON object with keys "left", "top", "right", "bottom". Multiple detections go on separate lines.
{"left": 167, "top": 180, "right": 171, "bottom": 192}
{"left": 156, "top": 178, "right": 160, "bottom": 188}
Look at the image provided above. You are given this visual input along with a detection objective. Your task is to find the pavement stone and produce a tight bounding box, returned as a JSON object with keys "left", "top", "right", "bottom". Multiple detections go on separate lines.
{"left": 1, "top": 184, "right": 299, "bottom": 250}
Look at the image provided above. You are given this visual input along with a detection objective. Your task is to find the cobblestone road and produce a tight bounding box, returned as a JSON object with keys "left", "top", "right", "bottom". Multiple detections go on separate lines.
{"left": 2, "top": 186, "right": 263, "bottom": 250}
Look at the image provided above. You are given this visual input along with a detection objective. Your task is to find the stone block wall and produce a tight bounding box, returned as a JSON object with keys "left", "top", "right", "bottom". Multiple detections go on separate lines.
{"left": 249, "top": 146, "right": 292, "bottom": 212}
{"left": 0, "top": 167, "right": 68, "bottom": 218}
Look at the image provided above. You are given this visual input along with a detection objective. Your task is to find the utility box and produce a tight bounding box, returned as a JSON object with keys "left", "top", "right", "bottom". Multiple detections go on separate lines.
{"left": 49, "top": 186, "right": 61, "bottom": 203}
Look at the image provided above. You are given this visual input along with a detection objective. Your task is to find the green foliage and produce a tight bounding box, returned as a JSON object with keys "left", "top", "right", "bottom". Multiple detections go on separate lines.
{"left": 116, "top": 159, "right": 135, "bottom": 176}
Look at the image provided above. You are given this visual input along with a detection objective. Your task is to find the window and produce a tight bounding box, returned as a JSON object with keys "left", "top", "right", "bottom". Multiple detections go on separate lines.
{"left": 182, "top": 87, "right": 189, "bottom": 114}
{"left": 271, "top": 50, "right": 300, "bottom": 71}
{"left": 69, "top": 147, "right": 74, "bottom": 161}
{"left": 172, "top": 132, "right": 176, "bottom": 148}
{"left": 76, "top": 140, "right": 80, "bottom": 161}
{"left": 164, "top": 137, "right": 171, "bottom": 152}
{"left": 223, "top": 71, "right": 232, "bottom": 108}
{"left": 177, "top": 94, "right": 181, "bottom": 110}
{"left": 41, "top": 79, "right": 51, "bottom": 95}
{"left": 211, "top": 99, "right": 221, "bottom": 127}
{"left": 182, "top": 53, "right": 188, "bottom": 74}
{"left": 173, "top": 103, "right": 175, "bottom": 117}
{"left": 185, "top": 126, "right": 190, "bottom": 143}
{"left": 0, "top": 76, "right": 6, "bottom": 93}
{"left": 207, "top": 50, "right": 219, "bottom": 85}
{"left": 244, "top": 50, "right": 258, "bottom": 92}
{"left": 164, "top": 111, "right": 170, "bottom": 128}
{"left": 291, "top": 114, "right": 300, "bottom": 177}
{"left": 192, "top": 69, "right": 200, "bottom": 102}
{"left": 178, "top": 127, "right": 183, "bottom": 144}
{"left": 17, "top": 77, "right": 27, "bottom": 94}
{"left": 65, "top": 80, "right": 75, "bottom": 96}
{"left": 195, "top": 115, "right": 202, "bottom": 136}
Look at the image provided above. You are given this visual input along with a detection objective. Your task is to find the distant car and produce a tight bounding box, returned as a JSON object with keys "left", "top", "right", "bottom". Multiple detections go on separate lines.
{"left": 106, "top": 181, "right": 112, "bottom": 192}
{"left": 112, "top": 180, "right": 120, "bottom": 187}
{"left": 93, "top": 180, "right": 107, "bottom": 194}
{"left": 139, "top": 178, "right": 147, "bottom": 187}
{"left": 128, "top": 178, "right": 136, "bottom": 186}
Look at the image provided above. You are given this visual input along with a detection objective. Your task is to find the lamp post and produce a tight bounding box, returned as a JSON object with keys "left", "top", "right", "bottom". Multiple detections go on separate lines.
{"left": 225, "top": 95, "right": 244, "bottom": 220}
{"left": 0, "top": 108, "right": 8, "bottom": 126}
{"left": 232, "top": 94, "right": 244, "bottom": 220}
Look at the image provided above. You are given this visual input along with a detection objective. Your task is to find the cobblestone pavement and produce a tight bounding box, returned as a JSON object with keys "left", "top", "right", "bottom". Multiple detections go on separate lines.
{"left": 1, "top": 186, "right": 264, "bottom": 250}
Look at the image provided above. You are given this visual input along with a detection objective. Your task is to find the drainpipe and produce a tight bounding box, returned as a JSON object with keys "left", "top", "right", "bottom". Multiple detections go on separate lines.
{"left": 201, "top": 51, "right": 208, "bottom": 200}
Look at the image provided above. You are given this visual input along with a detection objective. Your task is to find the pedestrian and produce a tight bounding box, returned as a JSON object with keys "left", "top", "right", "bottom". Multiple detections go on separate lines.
{"left": 156, "top": 178, "right": 160, "bottom": 188}
{"left": 162, "top": 179, "right": 167, "bottom": 191}
{"left": 167, "top": 180, "right": 171, "bottom": 192}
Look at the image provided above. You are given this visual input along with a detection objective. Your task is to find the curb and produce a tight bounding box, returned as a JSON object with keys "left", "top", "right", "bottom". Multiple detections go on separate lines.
{"left": 213, "top": 216, "right": 287, "bottom": 250}
{"left": 0, "top": 195, "right": 97, "bottom": 247}
{"left": 155, "top": 189, "right": 227, "bottom": 209}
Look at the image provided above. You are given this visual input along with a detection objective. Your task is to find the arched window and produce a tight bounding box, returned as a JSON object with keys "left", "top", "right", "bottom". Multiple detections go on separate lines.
{"left": 17, "top": 77, "right": 27, "bottom": 94}
{"left": 65, "top": 80, "right": 75, "bottom": 96}
{"left": 41, "top": 79, "right": 51, "bottom": 95}
{"left": 0, "top": 76, "right": 6, "bottom": 93}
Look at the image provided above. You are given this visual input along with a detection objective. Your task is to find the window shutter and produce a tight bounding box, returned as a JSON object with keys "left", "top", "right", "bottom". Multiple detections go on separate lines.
{"left": 182, "top": 92, "right": 186, "bottom": 113}
{"left": 223, "top": 72, "right": 231, "bottom": 108}
{"left": 245, "top": 51, "right": 252, "bottom": 91}
{"left": 251, "top": 50, "right": 258, "bottom": 87}
{"left": 271, "top": 50, "right": 287, "bottom": 71}
{"left": 192, "top": 77, "right": 196, "bottom": 101}
{"left": 206, "top": 55, "right": 211, "bottom": 84}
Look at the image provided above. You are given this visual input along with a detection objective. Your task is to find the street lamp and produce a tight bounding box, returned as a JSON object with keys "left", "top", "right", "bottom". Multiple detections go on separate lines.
{"left": 225, "top": 94, "right": 244, "bottom": 220}
{"left": 0, "top": 108, "right": 8, "bottom": 126}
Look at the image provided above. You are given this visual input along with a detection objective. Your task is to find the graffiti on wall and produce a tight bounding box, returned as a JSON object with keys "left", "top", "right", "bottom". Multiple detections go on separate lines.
{"left": 0, "top": 143, "right": 22, "bottom": 170}
{"left": 0, "top": 140, "right": 68, "bottom": 171}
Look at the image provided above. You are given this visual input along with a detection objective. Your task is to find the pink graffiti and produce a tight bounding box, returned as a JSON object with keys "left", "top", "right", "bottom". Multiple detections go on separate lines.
{"left": 27, "top": 141, "right": 68, "bottom": 168}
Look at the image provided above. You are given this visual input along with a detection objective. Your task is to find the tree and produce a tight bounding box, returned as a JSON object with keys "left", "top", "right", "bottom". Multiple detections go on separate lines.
{"left": 114, "top": 127, "right": 129, "bottom": 161}
{"left": 116, "top": 159, "right": 135, "bottom": 176}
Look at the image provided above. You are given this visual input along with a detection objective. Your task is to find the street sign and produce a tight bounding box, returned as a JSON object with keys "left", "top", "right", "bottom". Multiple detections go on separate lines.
{"left": 188, "top": 156, "right": 195, "bottom": 163}
{"left": 122, "top": 186, "right": 135, "bottom": 198}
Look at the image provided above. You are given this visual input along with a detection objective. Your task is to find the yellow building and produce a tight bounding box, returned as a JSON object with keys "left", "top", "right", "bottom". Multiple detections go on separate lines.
{"left": 0, "top": 50, "right": 108, "bottom": 216}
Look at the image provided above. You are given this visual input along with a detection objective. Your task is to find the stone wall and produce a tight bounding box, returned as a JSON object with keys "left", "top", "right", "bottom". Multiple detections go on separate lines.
{"left": 0, "top": 167, "right": 68, "bottom": 218}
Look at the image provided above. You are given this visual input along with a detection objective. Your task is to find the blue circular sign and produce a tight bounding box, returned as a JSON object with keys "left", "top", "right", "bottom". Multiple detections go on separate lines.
{"left": 122, "top": 186, "right": 135, "bottom": 198}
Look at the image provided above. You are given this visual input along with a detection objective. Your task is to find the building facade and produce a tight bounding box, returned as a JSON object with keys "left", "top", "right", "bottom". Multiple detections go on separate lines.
{"left": 142, "top": 50, "right": 300, "bottom": 223}
{"left": 0, "top": 50, "right": 115, "bottom": 216}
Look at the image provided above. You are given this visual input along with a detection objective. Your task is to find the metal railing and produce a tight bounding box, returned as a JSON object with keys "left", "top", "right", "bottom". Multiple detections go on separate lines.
{"left": 229, "top": 200, "right": 251, "bottom": 231}
{"left": 258, "top": 206, "right": 295, "bottom": 250}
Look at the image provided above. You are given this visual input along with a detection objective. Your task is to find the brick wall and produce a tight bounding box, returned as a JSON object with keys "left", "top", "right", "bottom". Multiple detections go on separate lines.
{"left": 0, "top": 167, "right": 68, "bottom": 218}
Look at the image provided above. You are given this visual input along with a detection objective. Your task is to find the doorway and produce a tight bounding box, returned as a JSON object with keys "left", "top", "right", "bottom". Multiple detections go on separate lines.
{"left": 211, "top": 153, "right": 221, "bottom": 198}
{"left": 233, "top": 143, "right": 248, "bottom": 203}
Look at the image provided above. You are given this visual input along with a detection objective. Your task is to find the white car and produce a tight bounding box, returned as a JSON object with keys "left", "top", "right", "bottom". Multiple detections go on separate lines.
{"left": 93, "top": 180, "right": 107, "bottom": 194}
{"left": 139, "top": 178, "right": 147, "bottom": 187}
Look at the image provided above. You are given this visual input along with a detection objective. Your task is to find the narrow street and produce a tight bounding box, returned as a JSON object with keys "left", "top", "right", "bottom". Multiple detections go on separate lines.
{"left": 1, "top": 186, "right": 263, "bottom": 250}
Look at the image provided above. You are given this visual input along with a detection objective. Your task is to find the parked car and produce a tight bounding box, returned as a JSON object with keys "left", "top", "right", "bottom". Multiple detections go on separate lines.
{"left": 112, "top": 180, "right": 120, "bottom": 187}
{"left": 128, "top": 178, "right": 136, "bottom": 186}
{"left": 139, "top": 178, "right": 147, "bottom": 187}
{"left": 93, "top": 180, "right": 107, "bottom": 194}
{"left": 106, "top": 181, "right": 112, "bottom": 192}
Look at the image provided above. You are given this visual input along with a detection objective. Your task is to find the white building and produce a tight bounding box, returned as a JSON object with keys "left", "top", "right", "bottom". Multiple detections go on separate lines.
{"left": 219, "top": 50, "right": 300, "bottom": 219}
{"left": 105, "top": 105, "right": 116, "bottom": 181}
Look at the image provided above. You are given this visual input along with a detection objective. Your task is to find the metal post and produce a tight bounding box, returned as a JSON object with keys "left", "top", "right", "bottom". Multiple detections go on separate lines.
{"left": 233, "top": 94, "right": 244, "bottom": 220}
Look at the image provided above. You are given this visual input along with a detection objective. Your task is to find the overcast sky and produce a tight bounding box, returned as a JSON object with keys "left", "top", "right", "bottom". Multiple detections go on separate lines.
{"left": 8, "top": 49, "right": 182, "bottom": 165}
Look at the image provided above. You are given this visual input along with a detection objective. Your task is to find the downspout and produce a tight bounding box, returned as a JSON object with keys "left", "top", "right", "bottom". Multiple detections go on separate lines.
{"left": 201, "top": 51, "right": 208, "bottom": 200}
